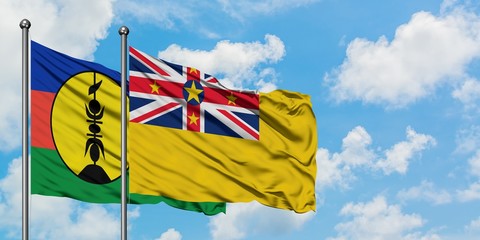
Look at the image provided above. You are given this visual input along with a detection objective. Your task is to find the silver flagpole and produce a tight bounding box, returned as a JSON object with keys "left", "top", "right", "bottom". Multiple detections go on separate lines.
{"left": 119, "top": 25, "right": 129, "bottom": 240}
{"left": 20, "top": 19, "right": 31, "bottom": 240}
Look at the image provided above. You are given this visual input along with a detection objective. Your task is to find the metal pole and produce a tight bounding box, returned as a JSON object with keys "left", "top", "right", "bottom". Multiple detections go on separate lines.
{"left": 20, "top": 18, "right": 31, "bottom": 240}
{"left": 119, "top": 25, "right": 129, "bottom": 240}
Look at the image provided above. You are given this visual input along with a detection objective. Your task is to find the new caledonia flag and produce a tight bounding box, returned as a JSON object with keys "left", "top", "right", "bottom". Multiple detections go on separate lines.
{"left": 30, "top": 41, "right": 225, "bottom": 215}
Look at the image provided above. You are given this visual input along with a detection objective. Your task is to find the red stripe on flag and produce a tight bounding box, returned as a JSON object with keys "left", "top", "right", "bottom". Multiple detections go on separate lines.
{"left": 203, "top": 88, "right": 259, "bottom": 109}
{"left": 130, "top": 102, "right": 180, "bottom": 123}
{"left": 187, "top": 67, "right": 200, "bottom": 81}
{"left": 218, "top": 109, "right": 259, "bottom": 140}
{"left": 207, "top": 77, "right": 219, "bottom": 83}
{"left": 31, "top": 90, "right": 56, "bottom": 150}
{"left": 130, "top": 47, "right": 171, "bottom": 77}
{"left": 130, "top": 76, "right": 184, "bottom": 99}
{"left": 186, "top": 104, "right": 201, "bottom": 132}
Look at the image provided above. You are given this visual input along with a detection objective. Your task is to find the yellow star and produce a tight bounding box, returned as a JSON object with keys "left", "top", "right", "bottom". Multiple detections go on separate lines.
{"left": 188, "top": 112, "right": 199, "bottom": 125}
{"left": 189, "top": 67, "right": 198, "bottom": 74}
{"left": 227, "top": 93, "right": 237, "bottom": 105}
{"left": 184, "top": 82, "right": 203, "bottom": 103}
{"left": 149, "top": 81, "right": 160, "bottom": 94}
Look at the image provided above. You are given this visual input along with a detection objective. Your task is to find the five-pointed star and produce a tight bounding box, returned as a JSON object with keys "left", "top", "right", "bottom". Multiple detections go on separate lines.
{"left": 184, "top": 82, "right": 203, "bottom": 103}
{"left": 227, "top": 93, "right": 237, "bottom": 105}
{"left": 188, "top": 112, "right": 199, "bottom": 125}
{"left": 189, "top": 67, "right": 198, "bottom": 74}
{"left": 149, "top": 81, "right": 160, "bottom": 94}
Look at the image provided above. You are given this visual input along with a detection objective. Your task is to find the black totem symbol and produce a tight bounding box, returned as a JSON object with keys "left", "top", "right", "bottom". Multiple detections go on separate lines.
{"left": 85, "top": 73, "right": 105, "bottom": 164}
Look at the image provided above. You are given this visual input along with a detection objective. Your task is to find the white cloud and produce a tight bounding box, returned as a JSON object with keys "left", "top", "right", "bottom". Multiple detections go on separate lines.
{"left": 328, "top": 196, "right": 431, "bottom": 240}
{"left": 158, "top": 34, "right": 285, "bottom": 91}
{"left": 208, "top": 201, "right": 314, "bottom": 240}
{"left": 452, "top": 78, "right": 480, "bottom": 110}
{"left": 438, "top": 216, "right": 480, "bottom": 240}
{"left": 457, "top": 182, "right": 480, "bottom": 202}
{"left": 0, "top": 157, "right": 23, "bottom": 232}
{"left": 455, "top": 125, "right": 480, "bottom": 154}
{"left": 440, "top": 0, "right": 459, "bottom": 13}
{"left": 128, "top": 206, "right": 141, "bottom": 219}
{"left": 316, "top": 126, "right": 375, "bottom": 191}
{"left": 465, "top": 217, "right": 480, "bottom": 233}
{"left": 155, "top": 228, "right": 182, "bottom": 240}
{"left": 315, "top": 148, "right": 353, "bottom": 191}
{"left": 375, "top": 127, "right": 436, "bottom": 175}
{"left": 0, "top": 0, "right": 115, "bottom": 151}
{"left": 403, "top": 232, "right": 442, "bottom": 240}
{"left": 326, "top": 7, "right": 480, "bottom": 108}
{"left": 316, "top": 126, "right": 436, "bottom": 191}
{"left": 340, "top": 126, "right": 376, "bottom": 167}
{"left": 31, "top": 200, "right": 120, "bottom": 240}
{"left": 6, "top": 0, "right": 114, "bottom": 59}
{"left": 0, "top": 158, "right": 121, "bottom": 239}
{"left": 468, "top": 150, "right": 480, "bottom": 177}
{"left": 456, "top": 149, "right": 480, "bottom": 202}
{"left": 396, "top": 180, "right": 452, "bottom": 205}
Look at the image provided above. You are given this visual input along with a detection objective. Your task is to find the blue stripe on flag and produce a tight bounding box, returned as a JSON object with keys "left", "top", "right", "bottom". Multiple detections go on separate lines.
{"left": 31, "top": 41, "right": 120, "bottom": 93}
{"left": 145, "top": 107, "right": 183, "bottom": 129}
{"left": 204, "top": 111, "right": 242, "bottom": 138}
{"left": 130, "top": 56, "right": 155, "bottom": 74}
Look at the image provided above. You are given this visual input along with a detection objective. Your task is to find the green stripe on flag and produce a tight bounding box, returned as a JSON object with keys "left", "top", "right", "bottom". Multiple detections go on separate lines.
{"left": 31, "top": 147, "right": 225, "bottom": 215}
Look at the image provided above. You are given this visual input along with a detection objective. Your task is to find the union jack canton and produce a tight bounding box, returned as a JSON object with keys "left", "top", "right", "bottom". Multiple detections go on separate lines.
{"left": 129, "top": 47, "right": 260, "bottom": 140}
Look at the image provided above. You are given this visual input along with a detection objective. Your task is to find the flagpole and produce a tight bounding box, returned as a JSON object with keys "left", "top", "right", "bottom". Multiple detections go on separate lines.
{"left": 20, "top": 18, "right": 31, "bottom": 240}
{"left": 119, "top": 25, "right": 129, "bottom": 240}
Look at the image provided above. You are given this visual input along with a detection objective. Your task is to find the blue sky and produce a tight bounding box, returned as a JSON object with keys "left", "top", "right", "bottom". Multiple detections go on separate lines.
{"left": 1, "top": 0, "right": 480, "bottom": 239}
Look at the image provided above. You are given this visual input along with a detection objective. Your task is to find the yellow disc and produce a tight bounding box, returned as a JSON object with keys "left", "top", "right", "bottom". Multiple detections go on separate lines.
{"left": 51, "top": 72, "right": 121, "bottom": 184}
